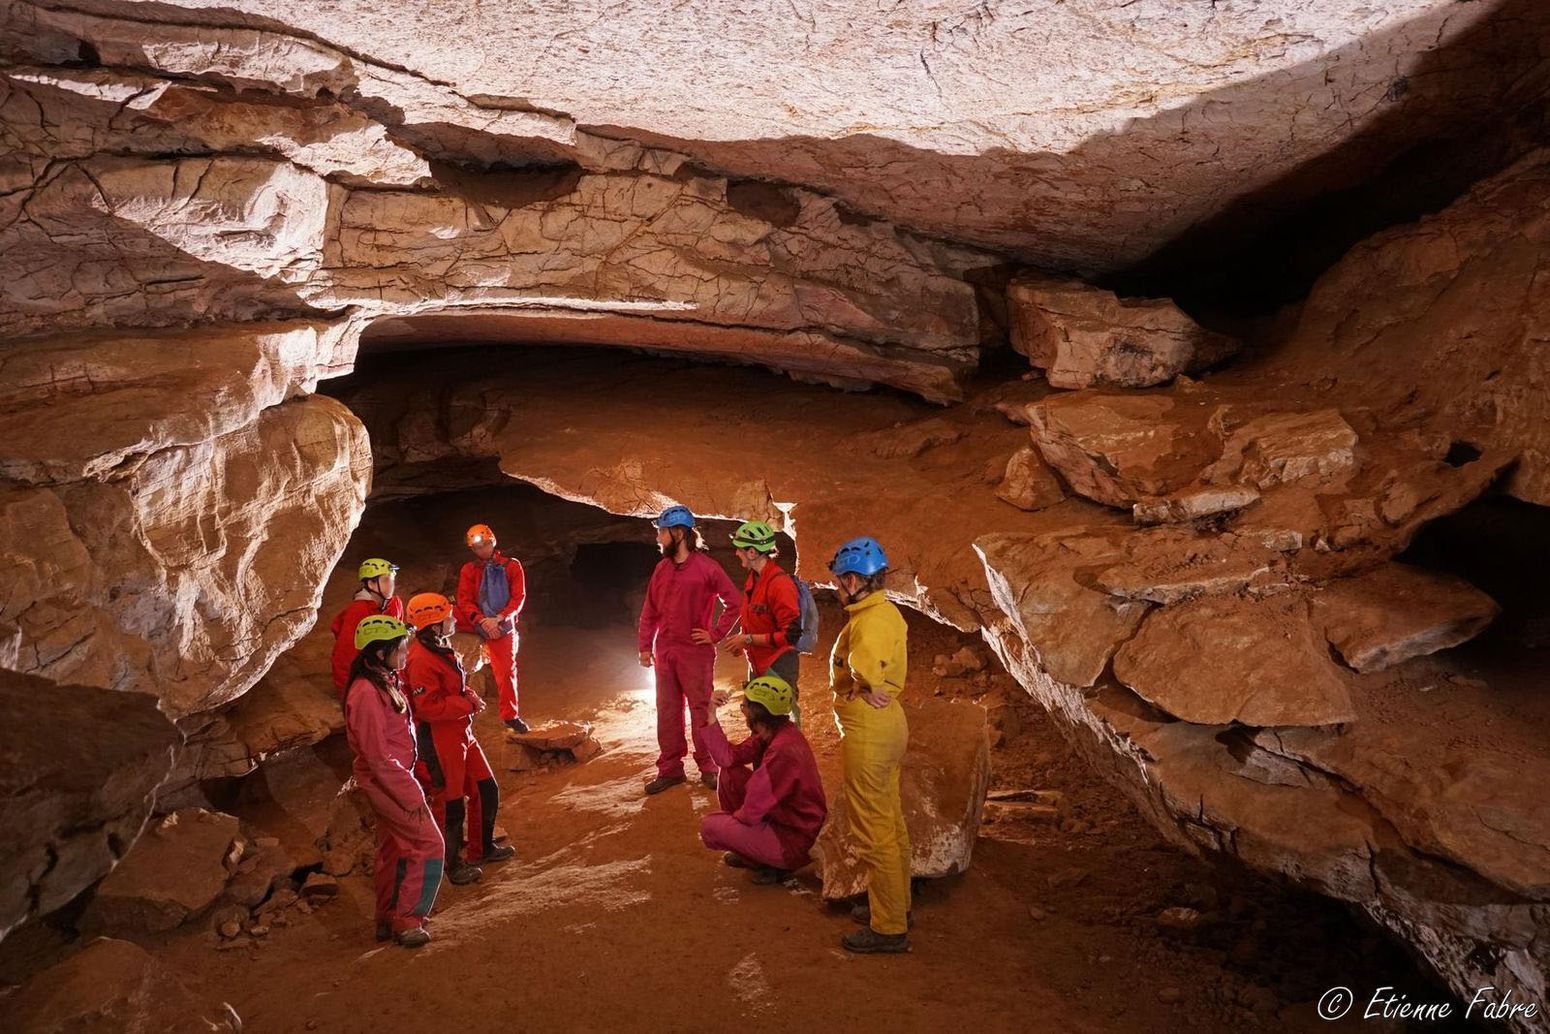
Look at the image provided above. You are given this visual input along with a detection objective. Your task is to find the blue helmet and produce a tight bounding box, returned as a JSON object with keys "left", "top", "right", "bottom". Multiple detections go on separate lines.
{"left": 654, "top": 505, "right": 696, "bottom": 530}
{"left": 829, "top": 536, "right": 888, "bottom": 578}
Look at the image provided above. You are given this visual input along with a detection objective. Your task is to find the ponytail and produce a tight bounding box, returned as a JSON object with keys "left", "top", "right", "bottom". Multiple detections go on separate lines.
{"left": 345, "top": 637, "right": 408, "bottom": 713}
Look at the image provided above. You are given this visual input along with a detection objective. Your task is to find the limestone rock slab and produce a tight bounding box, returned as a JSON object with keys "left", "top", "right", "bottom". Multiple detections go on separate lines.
{"left": 1025, "top": 392, "right": 1220, "bottom": 508}
{"left": 975, "top": 528, "right": 1150, "bottom": 688}
{"left": 1114, "top": 594, "right": 1356, "bottom": 727}
{"left": 1313, "top": 564, "right": 1499, "bottom": 673}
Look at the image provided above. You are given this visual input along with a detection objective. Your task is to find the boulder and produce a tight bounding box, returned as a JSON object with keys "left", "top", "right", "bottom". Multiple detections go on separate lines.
{"left": 1008, "top": 274, "right": 1239, "bottom": 389}
{"left": 814, "top": 696, "right": 991, "bottom": 899}
{"left": 83, "top": 809, "right": 241, "bottom": 934}
{"left": 6, "top": 937, "right": 231, "bottom": 1034}
{"left": 857, "top": 417, "right": 967, "bottom": 460}
{"left": 0, "top": 321, "right": 354, "bottom": 485}
{"left": 1313, "top": 564, "right": 1500, "bottom": 673}
{"left": 0, "top": 672, "right": 179, "bottom": 941}
{"left": 506, "top": 721, "right": 603, "bottom": 770}
{"left": 1205, "top": 408, "right": 1358, "bottom": 488}
{"left": 1, "top": 394, "right": 371, "bottom": 719}
{"left": 932, "top": 646, "right": 986, "bottom": 679}
{"left": 224, "top": 839, "right": 299, "bottom": 909}
{"left": 994, "top": 446, "right": 1065, "bottom": 512}
{"left": 1025, "top": 392, "right": 1220, "bottom": 508}
{"left": 508, "top": 722, "right": 595, "bottom": 752}
{"left": 1113, "top": 594, "right": 1356, "bottom": 727}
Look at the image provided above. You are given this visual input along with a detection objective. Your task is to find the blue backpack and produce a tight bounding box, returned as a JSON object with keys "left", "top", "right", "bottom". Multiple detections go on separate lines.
{"left": 787, "top": 573, "right": 821, "bottom": 655}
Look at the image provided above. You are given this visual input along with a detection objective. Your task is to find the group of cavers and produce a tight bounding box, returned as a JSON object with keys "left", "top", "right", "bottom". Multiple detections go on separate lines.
{"left": 332, "top": 505, "right": 915, "bottom": 954}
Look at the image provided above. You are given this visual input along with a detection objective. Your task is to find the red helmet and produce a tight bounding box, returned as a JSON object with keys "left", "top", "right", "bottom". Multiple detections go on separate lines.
{"left": 465, "top": 523, "right": 495, "bottom": 547}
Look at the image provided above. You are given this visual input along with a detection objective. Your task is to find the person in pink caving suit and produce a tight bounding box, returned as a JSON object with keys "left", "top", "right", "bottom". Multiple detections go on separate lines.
{"left": 637, "top": 504, "right": 743, "bottom": 796}
{"left": 699, "top": 673, "right": 827, "bottom": 885}
{"left": 342, "top": 615, "right": 444, "bottom": 948}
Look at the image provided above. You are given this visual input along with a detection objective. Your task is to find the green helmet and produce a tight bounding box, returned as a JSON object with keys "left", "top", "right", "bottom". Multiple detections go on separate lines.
{"left": 742, "top": 674, "right": 795, "bottom": 716}
{"left": 358, "top": 557, "right": 399, "bottom": 581}
{"left": 730, "top": 520, "right": 778, "bottom": 553}
{"left": 354, "top": 615, "right": 410, "bottom": 651}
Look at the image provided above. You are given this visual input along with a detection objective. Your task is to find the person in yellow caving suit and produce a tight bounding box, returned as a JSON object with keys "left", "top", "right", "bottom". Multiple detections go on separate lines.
{"left": 828, "top": 535, "right": 911, "bottom": 954}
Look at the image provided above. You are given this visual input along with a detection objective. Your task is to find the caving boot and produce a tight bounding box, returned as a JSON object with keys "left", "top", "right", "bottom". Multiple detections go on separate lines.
{"left": 645, "top": 774, "right": 686, "bottom": 795}
{"left": 841, "top": 927, "right": 909, "bottom": 954}
{"left": 751, "top": 866, "right": 791, "bottom": 886}
{"left": 446, "top": 861, "right": 483, "bottom": 886}
{"left": 700, "top": 770, "right": 719, "bottom": 790}
{"left": 395, "top": 926, "right": 432, "bottom": 949}
{"left": 480, "top": 842, "right": 516, "bottom": 864}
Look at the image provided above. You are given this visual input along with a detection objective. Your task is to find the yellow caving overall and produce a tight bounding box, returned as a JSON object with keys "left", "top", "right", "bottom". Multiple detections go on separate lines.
{"left": 830, "top": 590, "right": 911, "bottom": 935}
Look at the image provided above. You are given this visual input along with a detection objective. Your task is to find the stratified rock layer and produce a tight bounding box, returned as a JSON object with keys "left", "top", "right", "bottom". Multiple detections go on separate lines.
{"left": 8, "top": 0, "right": 1543, "bottom": 271}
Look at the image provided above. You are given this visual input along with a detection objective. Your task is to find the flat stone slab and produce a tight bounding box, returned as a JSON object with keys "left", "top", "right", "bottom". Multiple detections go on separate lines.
{"left": 1114, "top": 593, "right": 1356, "bottom": 727}
{"left": 1312, "top": 564, "right": 1499, "bottom": 673}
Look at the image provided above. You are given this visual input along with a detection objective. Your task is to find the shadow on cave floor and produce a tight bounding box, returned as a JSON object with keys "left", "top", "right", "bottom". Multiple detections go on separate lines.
{"left": 12, "top": 482, "right": 1454, "bottom": 1033}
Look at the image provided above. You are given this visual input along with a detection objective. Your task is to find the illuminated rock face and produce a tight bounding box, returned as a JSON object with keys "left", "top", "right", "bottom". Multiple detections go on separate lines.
{"left": 8, "top": 0, "right": 1544, "bottom": 270}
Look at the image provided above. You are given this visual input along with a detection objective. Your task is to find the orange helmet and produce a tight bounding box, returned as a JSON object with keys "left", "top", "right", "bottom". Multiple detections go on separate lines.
{"left": 406, "top": 592, "right": 453, "bottom": 629}
{"left": 465, "top": 523, "right": 496, "bottom": 547}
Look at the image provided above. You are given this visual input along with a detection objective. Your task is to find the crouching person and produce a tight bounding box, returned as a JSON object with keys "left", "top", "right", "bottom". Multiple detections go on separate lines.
{"left": 343, "top": 616, "right": 442, "bottom": 948}
{"left": 699, "top": 675, "right": 827, "bottom": 885}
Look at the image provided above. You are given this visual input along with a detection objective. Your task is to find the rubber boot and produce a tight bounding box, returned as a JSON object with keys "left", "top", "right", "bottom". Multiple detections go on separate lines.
{"left": 475, "top": 778, "right": 515, "bottom": 863}
{"left": 443, "top": 799, "right": 483, "bottom": 885}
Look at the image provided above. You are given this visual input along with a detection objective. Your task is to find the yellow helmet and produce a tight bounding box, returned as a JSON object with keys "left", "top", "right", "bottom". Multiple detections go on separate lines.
{"left": 742, "top": 674, "right": 795, "bottom": 716}
{"left": 354, "top": 615, "right": 410, "bottom": 651}
{"left": 357, "top": 557, "right": 398, "bottom": 581}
